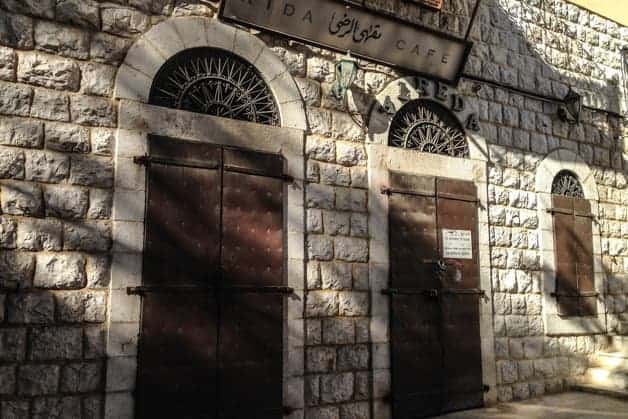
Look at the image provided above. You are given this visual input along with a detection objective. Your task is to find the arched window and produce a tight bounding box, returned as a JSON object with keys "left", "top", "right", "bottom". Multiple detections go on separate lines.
{"left": 552, "top": 170, "right": 584, "bottom": 198}
{"left": 388, "top": 99, "right": 468, "bottom": 157}
{"left": 149, "top": 48, "right": 280, "bottom": 126}
{"left": 550, "top": 170, "right": 596, "bottom": 317}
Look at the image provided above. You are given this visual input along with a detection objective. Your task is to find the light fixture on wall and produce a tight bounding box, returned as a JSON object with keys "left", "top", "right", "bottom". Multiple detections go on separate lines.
{"left": 558, "top": 87, "right": 582, "bottom": 124}
{"left": 331, "top": 51, "right": 358, "bottom": 100}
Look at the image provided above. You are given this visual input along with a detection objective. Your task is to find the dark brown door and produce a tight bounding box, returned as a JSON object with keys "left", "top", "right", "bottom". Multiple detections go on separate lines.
{"left": 387, "top": 173, "right": 483, "bottom": 418}
{"left": 136, "top": 136, "right": 285, "bottom": 419}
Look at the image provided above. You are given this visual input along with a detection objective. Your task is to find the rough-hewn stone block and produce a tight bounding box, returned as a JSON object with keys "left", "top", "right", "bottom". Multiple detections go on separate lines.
{"left": 0, "top": 147, "right": 24, "bottom": 179}
{"left": 305, "top": 291, "right": 338, "bottom": 317}
{"left": 16, "top": 218, "right": 62, "bottom": 251}
{"left": 70, "top": 95, "right": 116, "bottom": 127}
{"left": 0, "top": 182, "right": 43, "bottom": 216}
{"left": 90, "top": 32, "right": 132, "bottom": 65}
{"left": 26, "top": 151, "right": 70, "bottom": 183}
{"left": 306, "top": 347, "right": 336, "bottom": 373}
{"left": 63, "top": 221, "right": 112, "bottom": 252}
{"left": 84, "top": 326, "right": 106, "bottom": 359}
{"left": 34, "top": 253, "right": 86, "bottom": 289}
{"left": 337, "top": 345, "right": 369, "bottom": 371}
{"left": 30, "top": 327, "right": 82, "bottom": 360}
{"left": 17, "top": 365, "right": 59, "bottom": 395}
{"left": 338, "top": 291, "right": 369, "bottom": 316}
{"left": 69, "top": 155, "right": 113, "bottom": 187}
{"left": 81, "top": 62, "right": 116, "bottom": 97}
{"left": 0, "top": 252, "right": 34, "bottom": 289}
{"left": 320, "top": 262, "right": 352, "bottom": 290}
{"left": 102, "top": 6, "right": 150, "bottom": 37}
{"left": 0, "top": 82, "right": 32, "bottom": 117}
{"left": 0, "top": 329, "right": 26, "bottom": 361}
{"left": 60, "top": 362, "right": 102, "bottom": 393}
{"left": 30, "top": 89, "right": 70, "bottom": 122}
{"left": 307, "top": 236, "right": 333, "bottom": 261}
{"left": 320, "top": 373, "right": 354, "bottom": 403}
{"left": 18, "top": 52, "right": 80, "bottom": 91}
{"left": 7, "top": 293, "right": 54, "bottom": 324}
{"left": 323, "top": 318, "right": 354, "bottom": 344}
{"left": 0, "top": 13, "right": 33, "bottom": 49}
{"left": 0, "top": 365, "right": 16, "bottom": 395}
{"left": 0, "top": 0, "right": 55, "bottom": 19}
{"left": 334, "top": 237, "right": 368, "bottom": 262}
{"left": 56, "top": 0, "right": 100, "bottom": 29}
{"left": 0, "top": 118, "right": 44, "bottom": 148}
{"left": 0, "top": 217, "right": 17, "bottom": 249}
{"left": 31, "top": 396, "right": 81, "bottom": 419}
{"left": 43, "top": 185, "right": 89, "bottom": 219}
{"left": 46, "top": 123, "right": 90, "bottom": 153}
{"left": 0, "top": 46, "right": 16, "bottom": 81}
{"left": 34, "top": 21, "right": 89, "bottom": 60}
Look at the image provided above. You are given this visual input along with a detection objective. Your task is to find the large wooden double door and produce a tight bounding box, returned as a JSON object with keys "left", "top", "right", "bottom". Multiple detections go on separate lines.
{"left": 135, "top": 136, "right": 287, "bottom": 419}
{"left": 386, "top": 172, "right": 484, "bottom": 418}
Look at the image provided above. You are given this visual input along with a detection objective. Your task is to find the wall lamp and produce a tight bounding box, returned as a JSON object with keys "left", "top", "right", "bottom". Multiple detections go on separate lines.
{"left": 558, "top": 87, "right": 582, "bottom": 124}
{"left": 331, "top": 51, "right": 359, "bottom": 100}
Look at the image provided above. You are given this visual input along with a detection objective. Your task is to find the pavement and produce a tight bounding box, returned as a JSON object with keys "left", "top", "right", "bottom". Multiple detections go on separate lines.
{"left": 433, "top": 392, "right": 628, "bottom": 418}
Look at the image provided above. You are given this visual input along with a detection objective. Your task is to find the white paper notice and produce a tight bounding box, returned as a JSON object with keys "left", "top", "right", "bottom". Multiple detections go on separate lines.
{"left": 442, "top": 229, "right": 473, "bottom": 259}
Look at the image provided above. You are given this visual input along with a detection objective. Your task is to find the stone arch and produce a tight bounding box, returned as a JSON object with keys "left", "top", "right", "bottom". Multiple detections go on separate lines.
{"left": 114, "top": 16, "right": 307, "bottom": 131}
{"left": 535, "top": 148, "right": 598, "bottom": 200}
{"left": 367, "top": 76, "right": 487, "bottom": 161}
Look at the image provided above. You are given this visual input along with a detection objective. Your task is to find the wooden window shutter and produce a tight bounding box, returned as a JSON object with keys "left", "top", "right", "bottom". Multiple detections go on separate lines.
{"left": 551, "top": 195, "right": 596, "bottom": 316}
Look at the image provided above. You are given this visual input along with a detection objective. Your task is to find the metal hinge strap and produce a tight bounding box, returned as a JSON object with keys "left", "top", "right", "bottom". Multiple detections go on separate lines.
{"left": 127, "top": 285, "right": 294, "bottom": 295}
{"left": 381, "top": 186, "right": 478, "bottom": 203}
{"left": 546, "top": 207, "right": 595, "bottom": 218}
{"left": 551, "top": 291, "right": 599, "bottom": 298}
{"left": 223, "top": 164, "right": 294, "bottom": 182}
{"left": 133, "top": 155, "right": 220, "bottom": 170}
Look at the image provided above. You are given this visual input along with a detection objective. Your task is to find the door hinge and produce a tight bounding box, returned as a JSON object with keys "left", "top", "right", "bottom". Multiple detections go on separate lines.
{"left": 483, "top": 384, "right": 490, "bottom": 393}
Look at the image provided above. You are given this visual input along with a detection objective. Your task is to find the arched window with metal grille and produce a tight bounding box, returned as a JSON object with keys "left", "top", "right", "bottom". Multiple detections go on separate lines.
{"left": 388, "top": 99, "right": 469, "bottom": 158}
{"left": 149, "top": 47, "right": 280, "bottom": 126}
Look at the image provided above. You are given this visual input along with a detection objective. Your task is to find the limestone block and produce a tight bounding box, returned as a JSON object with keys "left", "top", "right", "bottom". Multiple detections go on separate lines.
{"left": 46, "top": 123, "right": 90, "bottom": 153}
{"left": 0, "top": 329, "right": 26, "bottom": 361}
{"left": 26, "top": 150, "right": 70, "bottom": 182}
{"left": 323, "top": 211, "right": 350, "bottom": 236}
{"left": 86, "top": 254, "right": 110, "bottom": 288}
{"left": 336, "top": 188, "right": 367, "bottom": 212}
{"left": 60, "top": 362, "right": 101, "bottom": 393}
{"left": 0, "top": 118, "right": 42, "bottom": 149}
{"left": 32, "top": 396, "right": 81, "bottom": 418}
{"left": 493, "top": 293, "right": 511, "bottom": 315}
{"left": 305, "top": 291, "right": 338, "bottom": 317}
{"left": 337, "top": 344, "right": 369, "bottom": 371}
{"left": 306, "top": 347, "right": 336, "bottom": 373}
{"left": 84, "top": 291, "right": 107, "bottom": 322}
{"left": 306, "top": 184, "right": 334, "bottom": 210}
{"left": 17, "top": 365, "right": 59, "bottom": 395}
{"left": 1, "top": 182, "right": 43, "bottom": 216}
{"left": 498, "top": 360, "right": 518, "bottom": 384}
{"left": 84, "top": 326, "right": 106, "bottom": 359}
{"left": 55, "top": 292, "right": 85, "bottom": 323}
{"left": 495, "top": 338, "right": 508, "bottom": 359}
{"left": 351, "top": 167, "right": 368, "bottom": 189}
{"left": 497, "top": 385, "right": 513, "bottom": 402}
{"left": 0, "top": 252, "right": 35, "bottom": 289}
{"left": 30, "top": 89, "right": 70, "bottom": 122}
{"left": 7, "top": 293, "right": 54, "bottom": 324}
{"left": 18, "top": 52, "right": 80, "bottom": 91}
{"left": 523, "top": 337, "right": 544, "bottom": 359}
{"left": 322, "top": 318, "right": 354, "bottom": 344}
{"left": 102, "top": 6, "right": 150, "bottom": 37}
{"left": 505, "top": 315, "right": 528, "bottom": 337}
{"left": 336, "top": 142, "right": 367, "bottom": 166}
{"left": 334, "top": 237, "right": 368, "bottom": 262}
{"left": 306, "top": 319, "right": 322, "bottom": 346}
{"left": 34, "top": 253, "right": 86, "bottom": 289}
{"left": 354, "top": 371, "right": 370, "bottom": 400}
{"left": 63, "top": 221, "right": 111, "bottom": 252}
{"left": 339, "top": 292, "right": 369, "bottom": 316}
{"left": 81, "top": 62, "right": 116, "bottom": 97}
{"left": 271, "top": 47, "right": 306, "bottom": 77}
{"left": 69, "top": 155, "right": 113, "bottom": 187}
{"left": 511, "top": 294, "right": 526, "bottom": 315}
{"left": 320, "top": 373, "right": 354, "bottom": 403}
{"left": 30, "top": 327, "right": 82, "bottom": 360}
{"left": 306, "top": 406, "right": 338, "bottom": 419}
{"left": 307, "top": 107, "right": 332, "bottom": 136}
{"left": 0, "top": 147, "right": 24, "bottom": 179}
{"left": 43, "top": 185, "right": 89, "bottom": 219}
{"left": 332, "top": 111, "right": 364, "bottom": 141}
{"left": 0, "top": 365, "right": 15, "bottom": 395}
{"left": 70, "top": 95, "right": 116, "bottom": 127}
{"left": 0, "top": 46, "right": 15, "bottom": 81}
{"left": 340, "top": 402, "right": 369, "bottom": 419}
{"left": 320, "top": 262, "right": 352, "bottom": 290}
{"left": 307, "top": 209, "right": 323, "bottom": 234}
{"left": 0, "top": 12, "right": 33, "bottom": 49}
{"left": 534, "top": 359, "right": 556, "bottom": 378}
{"left": 350, "top": 213, "right": 368, "bottom": 238}
{"left": 295, "top": 78, "right": 321, "bottom": 107}
{"left": 307, "top": 236, "right": 333, "bottom": 261}
{"left": 0, "top": 82, "right": 32, "bottom": 117}
{"left": 90, "top": 32, "right": 132, "bottom": 65}
{"left": 56, "top": 0, "right": 100, "bottom": 29}
{"left": 512, "top": 383, "right": 530, "bottom": 400}
{"left": 319, "top": 163, "right": 351, "bottom": 186}
{"left": 34, "top": 20, "right": 89, "bottom": 60}
{"left": 91, "top": 128, "right": 114, "bottom": 156}
{"left": 17, "top": 218, "right": 62, "bottom": 251}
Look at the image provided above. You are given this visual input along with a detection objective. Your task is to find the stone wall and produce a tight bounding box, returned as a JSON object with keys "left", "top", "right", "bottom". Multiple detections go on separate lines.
{"left": 0, "top": 0, "right": 627, "bottom": 418}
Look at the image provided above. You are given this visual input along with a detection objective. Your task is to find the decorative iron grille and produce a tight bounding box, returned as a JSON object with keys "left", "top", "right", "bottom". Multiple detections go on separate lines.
{"left": 388, "top": 99, "right": 468, "bottom": 157}
{"left": 552, "top": 170, "right": 584, "bottom": 198}
{"left": 149, "top": 48, "right": 280, "bottom": 126}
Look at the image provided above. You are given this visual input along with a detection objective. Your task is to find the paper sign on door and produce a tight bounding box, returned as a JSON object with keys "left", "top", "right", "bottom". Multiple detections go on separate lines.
{"left": 442, "top": 229, "right": 473, "bottom": 259}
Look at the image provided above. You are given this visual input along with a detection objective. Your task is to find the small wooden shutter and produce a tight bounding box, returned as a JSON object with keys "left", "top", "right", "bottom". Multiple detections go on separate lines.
{"left": 552, "top": 195, "right": 596, "bottom": 317}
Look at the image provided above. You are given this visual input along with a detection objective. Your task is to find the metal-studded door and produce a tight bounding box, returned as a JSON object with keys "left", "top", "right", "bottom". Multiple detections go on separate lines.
{"left": 133, "top": 136, "right": 288, "bottom": 419}
{"left": 384, "top": 172, "right": 484, "bottom": 418}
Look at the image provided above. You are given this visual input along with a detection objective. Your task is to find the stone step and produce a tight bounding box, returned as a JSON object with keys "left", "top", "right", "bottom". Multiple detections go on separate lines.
{"left": 591, "top": 352, "right": 628, "bottom": 371}
{"left": 585, "top": 367, "right": 628, "bottom": 390}
{"left": 572, "top": 383, "right": 628, "bottom": 400}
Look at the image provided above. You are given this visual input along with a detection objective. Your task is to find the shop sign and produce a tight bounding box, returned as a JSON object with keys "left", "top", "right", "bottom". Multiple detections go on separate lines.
{"left": 220, "top": 0, "right": 472, "bottom": 84}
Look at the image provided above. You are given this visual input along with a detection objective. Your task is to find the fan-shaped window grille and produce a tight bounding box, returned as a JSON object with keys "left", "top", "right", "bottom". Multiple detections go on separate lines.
{"left": 552, "top": 170, "right": 584, "bottom": 198}
{"left": 388, "top": 99, "right": 468, "bottom": 157}
{"left": 149, "top": 48, "right": 280, "bottom": 126}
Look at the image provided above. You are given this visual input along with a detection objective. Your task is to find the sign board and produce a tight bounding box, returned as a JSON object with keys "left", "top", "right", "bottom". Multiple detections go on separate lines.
{"left": 220, "top": 0, "right": 472, "bottom": 84}
{"left": 442, "top": 229, "right": 473, "bottom": 259}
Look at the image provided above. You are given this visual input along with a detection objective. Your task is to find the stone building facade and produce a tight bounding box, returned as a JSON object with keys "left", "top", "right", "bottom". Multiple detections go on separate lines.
{"left": 0, "top": 0, "right": 626, "bottom": 418}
